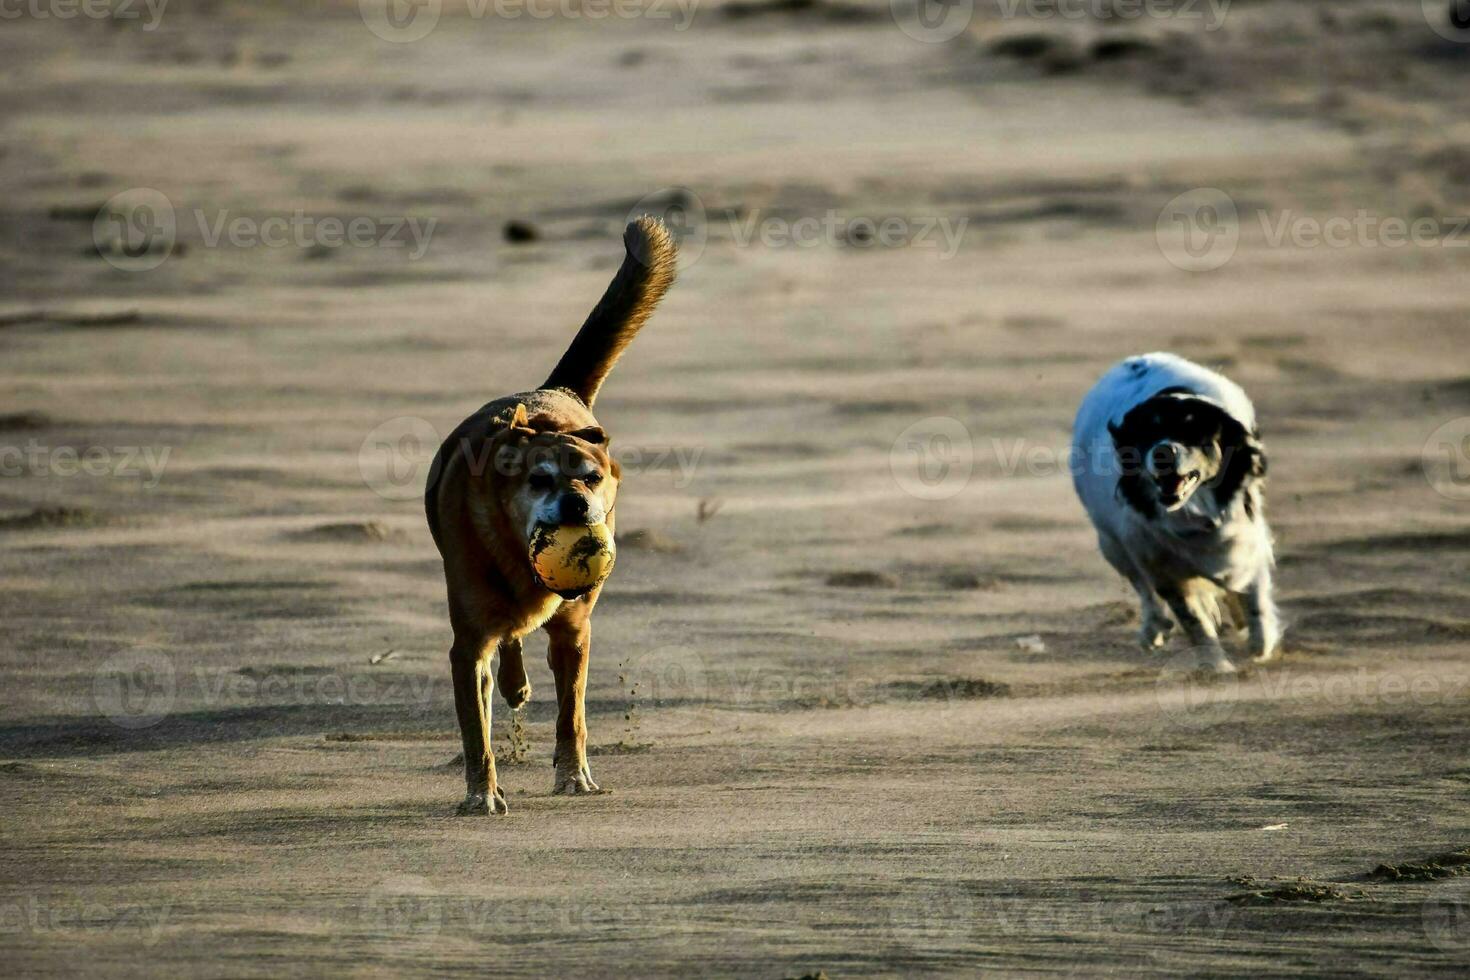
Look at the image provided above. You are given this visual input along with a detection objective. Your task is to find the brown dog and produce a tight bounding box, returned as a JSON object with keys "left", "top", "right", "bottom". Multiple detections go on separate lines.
{"left": 425, "top": 218, "right": 676, "bottom": 815}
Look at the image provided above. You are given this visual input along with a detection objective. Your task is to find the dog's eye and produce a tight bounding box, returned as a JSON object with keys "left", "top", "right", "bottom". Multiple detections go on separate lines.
{"left": 583, "top": 473, "right": 603, "bottom": 487}
{"left": 528, "top": 473, "right": 554, "bottom": 492}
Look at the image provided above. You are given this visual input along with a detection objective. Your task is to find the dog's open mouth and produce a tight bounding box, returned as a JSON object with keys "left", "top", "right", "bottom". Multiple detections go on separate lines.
{"left": 1157, "top": 471, "right": 1200, "bottom": 508}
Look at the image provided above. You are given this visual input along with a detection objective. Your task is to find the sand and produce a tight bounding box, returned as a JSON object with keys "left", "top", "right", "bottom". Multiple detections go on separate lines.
{"left": 2, "top": 1, "right": 1469, "bottom": 976}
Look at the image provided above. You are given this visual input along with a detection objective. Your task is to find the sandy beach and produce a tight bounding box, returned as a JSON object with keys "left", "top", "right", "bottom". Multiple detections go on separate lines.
{"left": 2, "top": 1, "right": 1469, "bottom": 975}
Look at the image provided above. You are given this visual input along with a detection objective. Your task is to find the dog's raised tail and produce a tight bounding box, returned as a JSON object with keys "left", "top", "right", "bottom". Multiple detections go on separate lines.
{"left": 542, "top": 216, "right": 677, "bottom": 408}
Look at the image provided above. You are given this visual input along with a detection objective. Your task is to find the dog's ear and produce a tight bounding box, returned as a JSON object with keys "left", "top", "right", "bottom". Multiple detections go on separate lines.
{"left": 1106, "top": 419, "right": 1148, "bottom": 514}
{"left": 1107, "top": 421, "right": 1142, "bottom": 474}
{"left": 486, "top": 405, "right": 535, "bottom": 476}
{"left": 1107, "top": 418, "right": 1139, "bottom": 453}
{"left": 569, "top": 425, "right": 607, "bottom": 446}
{"left": 527, "top": 411, "right": 567, "bottom": 432}
{"left": 492, "top": 402, "right": 535, "bottom": 435}
{"left": 1211, "top": 415, "right": 1266, "bottom": 510}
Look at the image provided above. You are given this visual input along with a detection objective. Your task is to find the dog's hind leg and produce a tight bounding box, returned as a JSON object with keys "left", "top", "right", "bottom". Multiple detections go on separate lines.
{"left": 1157, "top": 581, "right": 1234, "bottom": 673}
{"left": 496, "top": 636, "right": 532, "bottom": 710}
{"left": 1242, "top": 569, "right": 1281, "bottom": 664}
{"left": 450, "top": 630, "right": 508, "bottom": 816}
{"left": 544, "top": 602, "right": 602, "bottom": 795}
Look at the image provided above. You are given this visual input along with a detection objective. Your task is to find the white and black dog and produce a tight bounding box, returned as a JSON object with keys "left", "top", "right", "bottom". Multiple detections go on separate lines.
{"left": 1071, "top": 353, "right": 1279, "bottom": 672}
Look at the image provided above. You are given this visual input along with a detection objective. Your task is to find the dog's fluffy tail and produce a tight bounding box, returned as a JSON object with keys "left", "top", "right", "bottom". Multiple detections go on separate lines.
{"left": 542, "top": 217, "right": 677, "bottom": 408}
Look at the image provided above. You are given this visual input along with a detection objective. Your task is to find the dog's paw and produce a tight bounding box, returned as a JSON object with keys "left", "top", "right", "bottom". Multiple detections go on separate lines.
{"left": 552, "top": 762, "right": 603, "bottom": 796}
{"left": 1249, "top": 626, "right": 1282, "bottom": 665}
{"left": 1198, "top": 647, "right": 1237, "bottom": 674}
{"left": 1138, "top": 618, "right": 1173, "bottom": 650}
{"left": 500, "top": 681, "right": 532, "bottom": 711}
{"left": 497, "top": 659, "right": 532, "bottom": 710}
{"left": 1250, "top": 644, "right": 1282, "bottom": 665}
{"left": 456, "top": 787, "right": 509, "bottom": 816}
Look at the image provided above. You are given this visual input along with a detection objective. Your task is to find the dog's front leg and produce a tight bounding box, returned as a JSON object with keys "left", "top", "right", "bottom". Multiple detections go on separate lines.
{"left": 1098, "top": 533, "right": 1172, "bottom": 649}
{"left": 1222, "top": 592, "right": 1249, "bottom": 639}
{"left": 1242, "top": 569, "right": 1281, "bottom": 664}
{"left": 1156, "top": 582, "right": 1235, "bottom": 673}
{"left": 451, "top": 636, "right": 508, "bottom": 815}
{"left": 496, "top": 636, "right": 532, "bottom": 710}
{"left": 1131, "top": 578, "right": 1173, "bottom": 650}
{"left": 545, "top": 608, "right": 601, "bottom": 795}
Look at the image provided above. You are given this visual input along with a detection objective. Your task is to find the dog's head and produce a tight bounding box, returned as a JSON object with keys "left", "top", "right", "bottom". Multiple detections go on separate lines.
{"left": 485, "top": 403, "right": 620, "bottom": 543}
{"left": 1109, "top": 391, "right": 1265, "bottom": 515}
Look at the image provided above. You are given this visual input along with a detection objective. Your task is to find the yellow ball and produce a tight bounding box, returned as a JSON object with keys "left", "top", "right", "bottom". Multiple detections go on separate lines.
{"left": 529, "top": 523, "right": 616, "bottom": 598}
